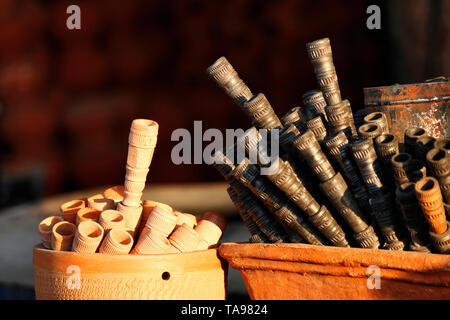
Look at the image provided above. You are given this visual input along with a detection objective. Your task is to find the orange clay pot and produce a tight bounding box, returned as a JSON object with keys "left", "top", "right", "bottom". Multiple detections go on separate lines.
{"left": 99, "top": 228, "right": 134, "bottom": 255}
{"left": 116, "top": 202, "right": 143, "bottom": 236}
{"left": 33, "top": 245, "right": 228, "bottom": 300}
{"left": 102, "top": 185, "right": 125, "bottom": 203}
{"left": 76, "top": 207, "right": 101, "bottom": 226}
{"left": 219, "top": 243, "right": 450, "bottom": 300}
{"left": 39, "top": 216, "right": 63, "bottom": 249}
{"left": 51, "top": 221, "right": 77, "bottom": 251}
{"left": 60, "top": 199, "right": 85, "bottom": 224}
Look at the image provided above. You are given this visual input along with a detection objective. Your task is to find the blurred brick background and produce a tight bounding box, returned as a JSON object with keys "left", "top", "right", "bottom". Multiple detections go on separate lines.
{"left": 0, "top": 0, "right": 448, "bottom": 207}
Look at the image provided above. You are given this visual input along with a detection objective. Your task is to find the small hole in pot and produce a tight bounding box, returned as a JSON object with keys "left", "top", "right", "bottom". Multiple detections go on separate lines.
{"left": 162, "top": 272, "right": 170, "bottom": 280}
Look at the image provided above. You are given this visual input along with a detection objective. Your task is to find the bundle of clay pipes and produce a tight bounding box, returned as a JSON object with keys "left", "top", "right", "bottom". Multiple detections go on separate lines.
{"left": 38, "top": 119, "right": 227, "bottom": 255}
{"left": 206, "top": 37, "right": 449, "bottom": 254}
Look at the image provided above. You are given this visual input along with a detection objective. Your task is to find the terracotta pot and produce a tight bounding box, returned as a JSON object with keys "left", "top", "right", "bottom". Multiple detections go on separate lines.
{"left": 33, "top": 245, "right": 228, "bottom": 300}
{"left": 219, "top": 243, "right": 450, "bottom": 300}
{"left": 174, "top": 211, "right": 198, "bottom": 228}
{"left": 98, "top": 210, "right": 125, "bottom": 233}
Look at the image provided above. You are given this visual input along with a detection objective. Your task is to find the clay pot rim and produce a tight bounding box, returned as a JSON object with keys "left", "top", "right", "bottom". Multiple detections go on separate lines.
{"left": 392, "top": 152, "right": 412, "bottom": 165}
{"left": 77, "top": 221, "right": 104, "bottom": 241}
{"left": 359, "top": 123, "right": 381, "bottom": 133}
{"left": 39, "top": 216, "right": 63, "bottom": 233}
{"left": 60, "top": 199, "right": 85, "bottom": 211}
{"left": 108, "top": 228, "right": 133, "bottom": 246}
{"left": 364, "top": 112, "right": 384, "bottom": 122}
{"left": 100, "top": 210, "right": 124, "bottom": 223}
{"left": 427, "top": 148, "right": 447, "bottom": 163}
{"left": 34, "top": 245, "right": 221, "bottom": 266}
{"left": 131, "top": 119, "right": 159, "bottom": 135}
{"left": 375, "top": 133, "right": 396, "bottom": 145}
{"left": 415, "top": 177, "right": 439, "bottom": 194}
{"left": 52, "top": 221, "right": 76, "bottom": 239}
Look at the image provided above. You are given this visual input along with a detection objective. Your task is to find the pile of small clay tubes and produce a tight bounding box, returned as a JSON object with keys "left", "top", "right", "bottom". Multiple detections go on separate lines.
{"left": 37, "top": 119, "right": 227, "bottom": 255}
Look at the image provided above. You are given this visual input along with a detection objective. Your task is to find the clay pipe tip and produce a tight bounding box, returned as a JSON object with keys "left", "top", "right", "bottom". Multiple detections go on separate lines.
{"left": 103, "top": 185, "right": 125, "bottom": 202}
{"left": 206, "top": 56, "right": 236, "bottom": 84}
{"left": 60, "top": 199, "right": 86, "bottom": 224}
{"left": 76, "top": 207, "right": 101, "bottom": 225}
{"left": 426, "top": 148, "right": 448, "bottom": 174}
{"left": 39, "top": 216, "right": 64, "bottom": 248}
{"left": 434, "top": 138, "right": 450, "bottom": 156}
{"left": 358, "top": 123, "right": 383, "bottom": 140}
{"left": 202, "top": 212, "right": 227, "bottom": 233}
{"left": 130, "top": 119, "right": 159, "bottom": 137}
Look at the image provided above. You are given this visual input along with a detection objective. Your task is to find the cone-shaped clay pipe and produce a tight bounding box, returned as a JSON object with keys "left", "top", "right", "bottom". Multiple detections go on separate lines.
{"left": 228, "top": 182, "right": 288, "bottom": 243}
{"left": 122, "top": 119, "right": 159, "bottom": 209}
{"left": 60, "top": 199, "right": 85, "bottom": 224}
{"left": 39, "top": 216, "right": 63, "bottom": 249}
{"left": 306, "top": 38, "right": 342, "bottom": 106}
{"left": 206, "top": 56, "right": 253, "bottom": 107}
{"left": 132, "top": 229, "right": 172, "bottom": 254}
{"left": 434, "top": 138, "right": 450, "bottom": 157}
{"left": 243, "top": 93, "right": 283, "bottom": 130}
{"left": 76, "top": 207, "right": 101, "bottom": 226}
{"left": 142, "top": 205, "right": 178, "bottom": 237}
{"left": 99, "top": 228, "right": 133, "bottom": 255}
{"left": 116, "top": 202, "right": 143, "bottom": 238}
{"left": 404, "top": 127, "right": 428, "bottom": 155}
{"left": 201, "top": 212, "right": 227, "bottom": 233}
{"left": 139, "top": 201, "right": 173, "bottom": 235}
{"left": 71, "top": 221, "right": 104, "bottom": 253}
{"left": 87, "top": 194, "right": 115, "bottom": 211}
{"left": 426, "top": 148, "right": 450, "bottom": 204}
{"left": 303, "top": 90, "right": 328, "bottom": 123}
{"left": 226, "top": 186, "right": 270, "bottom": 244}
{"left": 232, "top": 157, "right": 347, "bottom": 247}
{"left": 396, "top": 182, "right": 431, "bottom": 253}
{"left": 195, "top": 220, "right": 223, "bottom": 248}
{"left": 363, "top": 111, "right": 389, "bottom": 134}
{"left": 169, "top": 223, "right": 202, "bottom": 253}
{"left": 98, "top": 210, "right": 125, "bottom": 233}
{"left": 102, "top": 185, "right": 125, "bottom": 203}
{"left": 51, "top": 221, "right": 76, "bottom": 251}
{"left": 415, "top": 177, "right": 448, "bottom": 235}
{"left": 175, "top": 211, "right": 199, "bottom": 228}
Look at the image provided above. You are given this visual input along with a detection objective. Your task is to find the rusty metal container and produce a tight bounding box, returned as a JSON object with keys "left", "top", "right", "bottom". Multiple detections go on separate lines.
{"left": 364, "top": 78, "right": 449, "bottom": 141}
